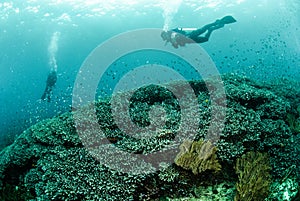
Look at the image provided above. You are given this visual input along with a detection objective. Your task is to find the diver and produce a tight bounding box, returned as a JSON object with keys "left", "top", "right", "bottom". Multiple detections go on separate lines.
{"left": 161, "top": 15, "right": 237, "bottom": 48}
{"left": 41, "top": 70, "right": 57, "bottom": 102}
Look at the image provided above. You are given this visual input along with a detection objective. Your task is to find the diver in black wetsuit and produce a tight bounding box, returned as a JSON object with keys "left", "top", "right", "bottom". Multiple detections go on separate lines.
{"left": 41, "top": 70, "right": 57, "bottom": 102}
{"left": 161, "top": 15, "right": 237, "bottom": 48}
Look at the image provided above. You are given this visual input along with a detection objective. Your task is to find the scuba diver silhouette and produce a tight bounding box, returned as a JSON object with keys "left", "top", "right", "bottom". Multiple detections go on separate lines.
{"left": 161, "top": 15, "right": 236, "bottom": 48}
{"left": 41, "top": 70, "right": 57, "bottom": 102}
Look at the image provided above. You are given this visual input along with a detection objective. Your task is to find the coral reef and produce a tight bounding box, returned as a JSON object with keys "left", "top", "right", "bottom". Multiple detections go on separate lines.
{"left": 287, "top": 112, "right": 300, "bottom": 133}
{"left": 165, "top": 182, "right": 235, "bottom": 201}
{"left": 158, "top": 162, "right": 180, "bottom": 182}
{"left": 193, "top": 182, "right": 235, "bottom": 201}
{"left": 0, "top": 74, "right": 299, "bottom": 200}
{"left": 174, "top": 139, "right": 221, "bottom": 175}
{"left": 268, "top": 177, "right": 299, "bottom": 201}
{"left": 268, "top": 165, "right": 299, "bottom": 201}
{"left": 217, "top": 75, "right": 299, "bottom": 181}
{"left": 234, "top": 151, "right": 272, "bottom": 201}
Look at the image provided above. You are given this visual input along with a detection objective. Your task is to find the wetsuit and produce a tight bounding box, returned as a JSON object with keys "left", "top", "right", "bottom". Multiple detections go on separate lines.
{"left": 161, "top": 15, "right": 236, "bottom": 48}
{"left": 41, "top": 70, "right": 57, "bottom": 102}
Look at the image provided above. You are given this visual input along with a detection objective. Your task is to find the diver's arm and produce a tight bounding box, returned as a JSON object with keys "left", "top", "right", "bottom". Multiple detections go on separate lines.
{"left": 171, "top": 32, "right": 197, "bottom": 48}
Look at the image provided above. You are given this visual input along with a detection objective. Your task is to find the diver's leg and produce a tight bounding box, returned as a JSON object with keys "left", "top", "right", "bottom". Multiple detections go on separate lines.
{"left": 189, "top": 27, "right": 206, "bottom": 38}
{"left": 41, "top": 86, "right": 53, "bottom": 101}
{"left": 203, "top": 20, "right": 225, "bottom": 33}
{"left": 47, "top": 93, "right": 51, "bottom": 102}
{"left": 205, "top": 16, "right": 236, "bottom": 30}
{"left": 41, "top": 91, "right": 47, "bottom": 100}
{"left": 204, "top": 29, "right": 213, "bottom": 40}
{"left": 193, "top": 36, "right": 209, "bottom": 43}
{"left": 47, "top": 87, "right": 54, "bottom": 102}
{"left": 41, "top": 86, "right": 49, "bottom": 100}
{"left": 193, "top": 29, "right": 213, "bottom": 43}
{"left": 190, "top": 20, "right": 224, "bottom": 38}
{"left": 202, "top": 22, "right": 219, "bottom": 30}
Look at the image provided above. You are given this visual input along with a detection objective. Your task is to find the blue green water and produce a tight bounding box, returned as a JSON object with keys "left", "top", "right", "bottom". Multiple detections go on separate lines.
{"left": 0, "top": 0, "right": 299, "bottom": 147}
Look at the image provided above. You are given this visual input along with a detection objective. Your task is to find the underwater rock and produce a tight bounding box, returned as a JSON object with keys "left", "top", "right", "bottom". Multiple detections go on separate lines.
{"left": 0, "top": 74, "right": 299, "bottom": 200}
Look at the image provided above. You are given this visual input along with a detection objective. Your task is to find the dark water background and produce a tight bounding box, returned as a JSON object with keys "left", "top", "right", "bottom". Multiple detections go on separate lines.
{"left": 0, "top": 0, "right": 299, "bottom": 148}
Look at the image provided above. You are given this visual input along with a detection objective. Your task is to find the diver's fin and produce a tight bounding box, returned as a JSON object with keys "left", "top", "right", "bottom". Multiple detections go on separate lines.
{"left": 220, "top": 16, "right": 237, "bottom": 24}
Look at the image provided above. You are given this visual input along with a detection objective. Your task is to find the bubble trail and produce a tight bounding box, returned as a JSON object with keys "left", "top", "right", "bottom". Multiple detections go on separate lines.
{"left": 48, "top": 31, "right": 60, "bottom": 72}
{"left": 161, "top": 0, "right": 182, "bottom": 31}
